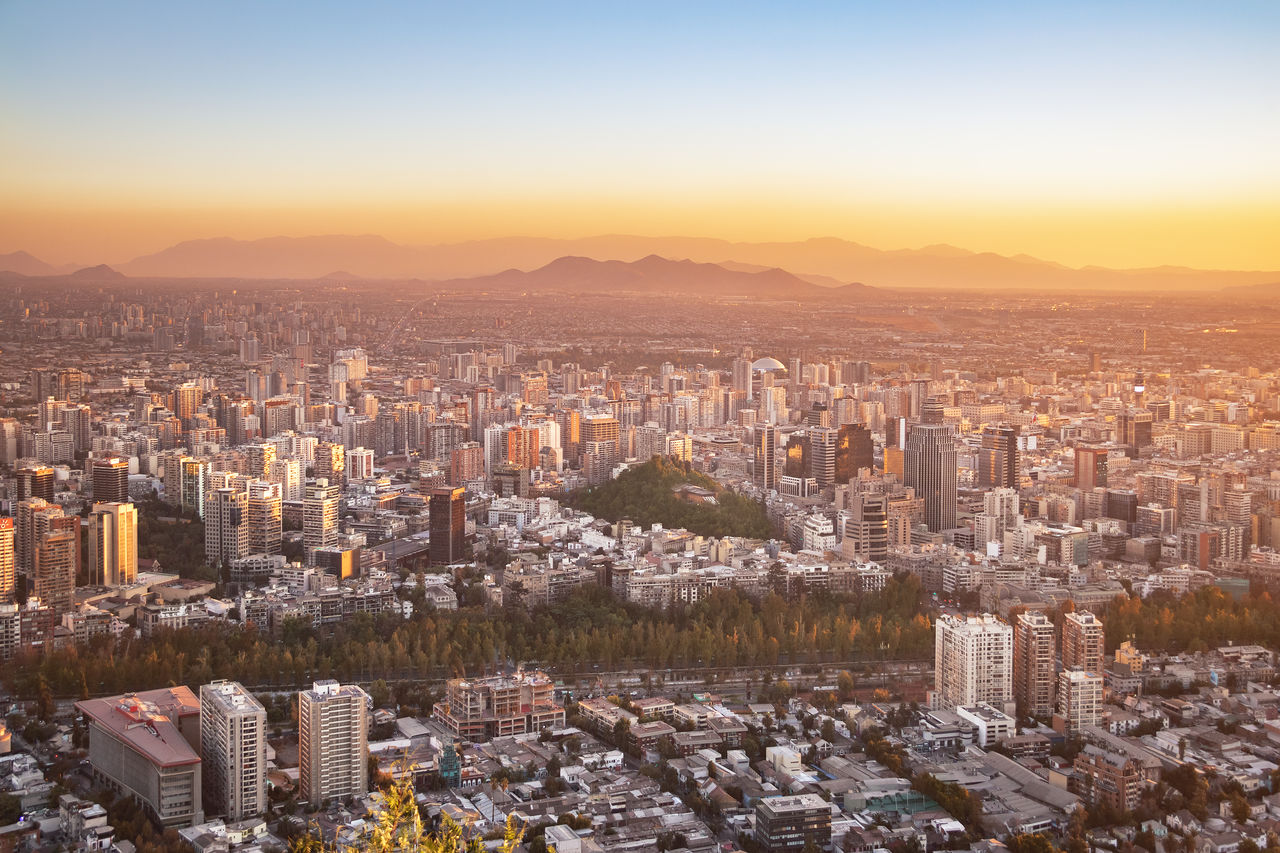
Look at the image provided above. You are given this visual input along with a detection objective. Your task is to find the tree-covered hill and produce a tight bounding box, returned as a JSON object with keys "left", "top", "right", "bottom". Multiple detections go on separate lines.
{"left": 571, "top": 457, "right": 773, "bottom": 539}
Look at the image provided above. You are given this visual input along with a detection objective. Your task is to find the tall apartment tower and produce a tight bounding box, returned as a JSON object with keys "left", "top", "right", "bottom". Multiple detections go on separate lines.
{"left": 88, "top": 502, "right": 138, "bottom": 586}
{"left": 752, "top": 423, "right": 777, "bottom": 491}
{"left": 1014, "top": 611, "right": 1056, "bottom": 718}
{"left": 15, "top": 497, "right": 64, "bottom": 578}
{"left": 978, "top": 425, "right": 1020, "bottom": 490}
{"left": 205, "top": 488, "right": 250, "bottom": 566}
{"left": 298, "top": 681, "right": 369, "bottom": 807}
{"left": 843, "top": 493, "right": 889, "bottom": 563}
{"left": 904, "top": 403, "right": 958, "bottom": 532}
{"left": 181, "top": 458, "right": 212, "bottom": 518}
{"left": 199, "top": 680, "right": 266, "bottom": 822}
{"left": 303, "top": 479, "right": 340, "bottom": 554}
{"left": 15, "top": 463, "right": 55, "bottom": 502}
{"left": 429, "top": 487, "right": 467, "bottom": 566}
{"left": 313, "top": 442, "right": 345, "bottom": 487}
{"left": 1056, "top": 669, "right": 1103, "bottom": 736}
{"left": 246, "top": 480, "right": 283, "bottom": 555}
{"left": 0, "top": 518, "right": 13, "bottom": 604}
{"left": 34, "top": 515, "right": 80, "bottom": 616}
{"left": 92, "top": 457, "right": 131, "bottom": 504}
{"left": 1062, "top": 610, "right": 1106, "bottom": 675}
{"left": 934, "top": 613, "right": 1013, "bottom": 711}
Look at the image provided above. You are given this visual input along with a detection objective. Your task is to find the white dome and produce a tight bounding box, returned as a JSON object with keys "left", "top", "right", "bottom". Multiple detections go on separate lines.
{"left": 751, "top": 357, "right": 786, "bottom": 372}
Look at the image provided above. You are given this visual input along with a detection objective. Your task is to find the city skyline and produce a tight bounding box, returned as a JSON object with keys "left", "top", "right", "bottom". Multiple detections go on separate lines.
{"left": 2, "top": 2, "right": 1278, "bottom": 269}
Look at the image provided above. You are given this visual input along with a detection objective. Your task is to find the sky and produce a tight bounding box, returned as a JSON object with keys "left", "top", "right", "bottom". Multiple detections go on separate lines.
{"left": 1, "top": 1, "right": 1278, "bottom": 269}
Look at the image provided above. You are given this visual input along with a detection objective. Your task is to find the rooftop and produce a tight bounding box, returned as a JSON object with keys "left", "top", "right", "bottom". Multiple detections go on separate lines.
{"left": 76, "top": 686, "right": 201, "bottom": 768}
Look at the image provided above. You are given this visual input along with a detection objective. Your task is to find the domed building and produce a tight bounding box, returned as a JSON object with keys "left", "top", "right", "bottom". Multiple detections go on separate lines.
{"left": 751, "top": 356, "right": 786, "bottom": 372}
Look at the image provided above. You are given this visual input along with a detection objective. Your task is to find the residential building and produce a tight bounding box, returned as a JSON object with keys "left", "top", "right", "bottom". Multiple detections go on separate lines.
{"left": 299, "top": 680, "right": 370, "bottom": 806}
{"left": 199, "top": 681, "right": 266, "bottom": 822}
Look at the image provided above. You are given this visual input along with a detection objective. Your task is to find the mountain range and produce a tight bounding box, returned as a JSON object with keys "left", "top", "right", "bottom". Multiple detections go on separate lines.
{"left": 3, "top": 234, "right": 1279, "bottom": 291}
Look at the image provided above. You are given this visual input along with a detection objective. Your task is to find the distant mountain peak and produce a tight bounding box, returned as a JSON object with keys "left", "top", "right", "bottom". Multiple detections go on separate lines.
{"left": 70, "top": 264, "right": 126, "bottom": 280}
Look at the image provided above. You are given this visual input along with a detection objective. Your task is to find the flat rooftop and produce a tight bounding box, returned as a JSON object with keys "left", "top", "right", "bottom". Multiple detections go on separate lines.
{"left": 77, "top": 686, "right": 201, "bottom": 768}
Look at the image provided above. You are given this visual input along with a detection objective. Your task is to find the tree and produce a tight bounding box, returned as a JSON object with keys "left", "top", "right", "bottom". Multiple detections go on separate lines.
{"left": 0, "top": 792, "right": 21, "bottom": 825}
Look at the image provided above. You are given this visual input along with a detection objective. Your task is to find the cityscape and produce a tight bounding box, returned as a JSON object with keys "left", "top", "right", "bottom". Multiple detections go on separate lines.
{"left": 2, "top": 4, "right": 1280, "bottom": 853}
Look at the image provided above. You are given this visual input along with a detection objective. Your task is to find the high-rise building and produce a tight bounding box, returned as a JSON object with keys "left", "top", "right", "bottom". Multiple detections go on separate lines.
{"left": 313, "top": 441, "right": 345, "bottom": 486}
{"left": 834, "top": 423, "right": 874, "bottom": 483}
{"left": 267, "top": 457, "right": 304, "bottom": 502}
{"left": 88, "top": 502, "right": 138, "bottom": 587}
{"left": 1056, "top": 669, "right": 1103, "bottom": 736}
{"left": 15, "top": 463, "right": 55, "bottom": 502}
{"left": 181, "top": 458, "right": 212, "bottom": 518}
{"left": 977, "top": 424, "right": 1020, "bottom": 490}
{"left": 92, "top": 457, "right": 131, "bottom": 505}
{"left": 244, "top": 443, "right": 276, "bottom": 480}
{"left": 807, "top": 427, "right": 837, "bottom": 487}
{"left": 345, "top": 447, "right": 374, "bottom": 481}
{"left": 1118, "top": 410, "right": 1153, "bottom": 449}
{"left": 1062, "top": 610, "right": 1105, "bottom": 675}
{"left": 206, "top": 488, "right": 250, "bottom": 566}
{"left": 580, "top": 414, "right": 621, "bottom": 467}
{"left": 429, "top": 487, "right": 467, "bottom": 566}
{"left": 34, "top": 515, "right": 79, "bottom": 616}
{"left": 450, "top": 441, "right": 485, "bottom": 485}
{"left": 1074, "top": 445, "right": 1109, "bottom": 491}
{"left": 246, "top": 480, "right": 282, "bottom": 556}
{"left": 15, "top": 497, "right": 64, "bottom": 579}
{"left": 842, "top": 494, "right": 889, "bottom": 563}
{"left": 753, "top": 423, "right": 777, "bottom": 491}
{"left": 1014, "top": 611, "right": 1056, "bottom": 718}
{"left": 904, "top": 408, "right": 958, "bottom": 532}
{"left": 303, "top": 480, "right": 340, "bottom": 554}
{"left": 934, "top": 613, "right": 1012, "bottom": 711}
{"left": 782, "top": 433, "right": 809, "bottom": 480}
{"left": 753, "top": 794, "right": 831, "bottom": 853}
{"left": 0, "top": 519, "right": 13, "bottom": 604}
{"left": 200, "top": 680, "right": 266, "bottom": 822}
{"left": 298, "top": 680, "right": 369, "bottom": 807}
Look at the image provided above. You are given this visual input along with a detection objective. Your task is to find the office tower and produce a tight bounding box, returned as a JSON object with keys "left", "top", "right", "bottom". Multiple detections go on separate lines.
{"left": 206, "top": 488, "right": 250, "bottom": 566}
{"left": 88, "top": 502, "right": 138, "bottom": 586}
{"left": 754, "top": 795, "right": 832, "bottom": 853}
{"left": 0, "top": 519, "right": 13, "bottom": 604}
{"left": 934, "top": 614, "right": 1013, "bottom": 711}
{"left": 16, "top": 463, "right": 55, "bottom": 502}
{"left": 246, "top": 480, "right": 282, "bottom": 555}
{"left": 1074, "top": 445, "right": 1108, "bottom": 490}
{"left": 1224, "top": 487, "right": 1253, "bottom": 552}
{"left": 298, "top": 681, "right": 369, "bottom": 807}
{"left": 1118, "top": 409, "right": 1153, "bottom": 449}
{"left": 304, "top": 480, "right": 340, "bottom": 553}
{"left": 904, "top": 412, "right": 958, "bottom": 532}
{"left": 267, "top": 458, "right": 304, "bottom": 502}
{"left": 35, "top": 516, "right": 79, "bottom": 616}
{"left": 753, "top": 423, "right": 777, "bottom": 491}
{"left": 244, "top": 443, "right": 276, "bottom": 480}
{"left": 1056, "top": 669, "right": 1103, "bottom": 736}
{"left": 732, "top": 357, "right": 753, "bottom": 401}
{"left": 429, "top": 487, "right": 466, "bottom": 566}
{"left": 843, "top": 494, "right": 889, "bottom": 563}
{"left": 782, "top": 433, "right": 809, "bottom": 479}
{"left": 1062, "top": 610, "right": 1105, "bottom": 675}
{"left": 977, "top": 424, "right": 1020, "bottom": 490}
{"left": 314, "top": 441, "right": 345, "bottom": 486}
{"left": 1014, "top": 611, "right": 1056, "bottom": 718}
{"left": 834, "top": 423, "right": 874, "bottom": 482}
{"left": 181, "top": 458, "right": 212, "bottom": 518}
{"left": 0, "top": 418, "right": 19, "bottom": 464}
{"left": 76, "top": 687, "right": 204, "bottom": 828}
{"left": 171, "top": 382, "right": 204, "bottom": 427}
{"left": 807, "top": 426, "right": 837, "bottom": 487}
{"left": 1105, "top": 489, "right": 1139, "bottom": 526}
{"left": 450, "top": 442, "right": 485, "bottom": 485}
{"left": 91, "top": 457, "right": 130, "bottom": 504}
{"left": 200, "top": 681, "right": 266, "bottom": 822}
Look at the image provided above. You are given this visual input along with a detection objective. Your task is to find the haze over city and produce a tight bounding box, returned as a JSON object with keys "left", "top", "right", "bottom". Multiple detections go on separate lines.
{"left": 2, "top": 4, "right": 1280, "bottom": 853}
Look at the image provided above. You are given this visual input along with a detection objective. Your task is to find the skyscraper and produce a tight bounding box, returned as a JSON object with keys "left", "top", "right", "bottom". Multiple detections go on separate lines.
{"left": 934, "top": 613, "right": 1013, "bottom": 711}
{"left": 752, "top": 423, "right": 777, "bottom": 491}
{"left": 200, "top": 680, "right": 266, "bottom": 822}
{"left": 16, "top": 497, "right": 64, "bottom": 579}
{"left": 834, "top": 423, "right": 874, "bottom": 483}
{"left": 1056, "top": 669, "right": 1103, "bottom": 736}
{"left": 313, "top": 441, "right": 345, "bottom": 487}
{"left": 977, "top": 424, "right": 1020, "bottom": 490}
{"left": 0, "top": 519, "right": 13, "bottom": 604}
{"left": 904, "top": 405, "right": 958, "bottom": 532}
{"left": 34, "top": 515, "right": 79, "bottom": 616}
{"left": 1118, "top": 410, "right": 1153, "bottom": 450}
{"left": 88, "top": 502, "right": 138, "bottom": 586}
{"left": 92, "top": 457, "right": 131, "bottom": 504}
{"left": 206, "top": 488, "right": 250, "bottom": 566}
{"left": 1074, "top": 445, "right": 1109, "bottom": 491}
{"left": 842, "top": 493, "right": 889, "bottom": 563}
{"left": 808, "top": 427, "right": 837, "bottom": 487}
{"left": 16, "top": 463, "right": 55, "bottom": 502}
{"left": 1014, "top": 611, "right": 1056, "bottom": 718}
{"left": 246, "top": 480, "right": 283, "bottom": 556}
{"left": 299, "top": 680, "right": 369, "bottom": 807}
{"left": 1062, "top": 610, "right": 1106, "bottom": 676}
{"left": 429, "top": 487, "right": 467, "bottom": 566}
{"left": 304, "top": 480, "right": 340, "bottom": 554}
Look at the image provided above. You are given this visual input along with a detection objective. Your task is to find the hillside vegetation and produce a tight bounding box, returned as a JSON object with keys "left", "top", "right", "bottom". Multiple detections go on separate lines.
{"left": 572, "top": 457, "right": 773, "bottom": 539}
